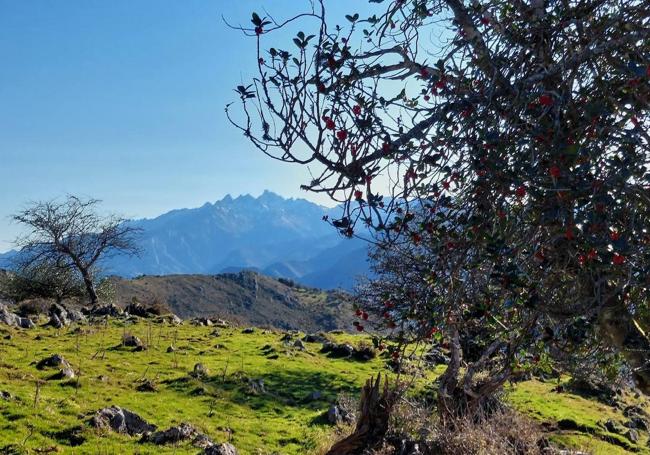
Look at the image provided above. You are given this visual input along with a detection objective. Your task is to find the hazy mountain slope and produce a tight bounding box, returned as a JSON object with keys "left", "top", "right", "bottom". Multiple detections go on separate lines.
{"left": 110, "top": 270, "right": 354, "bottom": 331}
{"left": 3, "top": 191, "right": 371, "bottom": 289}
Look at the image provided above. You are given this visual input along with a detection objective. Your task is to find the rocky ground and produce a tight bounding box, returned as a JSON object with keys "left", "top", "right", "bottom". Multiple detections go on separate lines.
{"left": 0, "top": 303, "right": 649, "bottom": 454}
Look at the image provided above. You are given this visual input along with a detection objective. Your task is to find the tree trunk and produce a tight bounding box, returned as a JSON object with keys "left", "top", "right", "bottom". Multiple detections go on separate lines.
{"left": 326, "top": 373, "right": 396, "bottom": 455}
{"left": 80, "top": 269, "right": 98, "bottom": 306}
{"left": 599, "top": 297, "right": 650, "bottom": 394}
{"left": 437, "top": 326, "right": 463, "bottom": 422}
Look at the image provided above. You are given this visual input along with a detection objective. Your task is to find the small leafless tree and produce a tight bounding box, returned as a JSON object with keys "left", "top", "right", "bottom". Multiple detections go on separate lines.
{"left": 12, "top": 196, "right": 140, "bottom": 306}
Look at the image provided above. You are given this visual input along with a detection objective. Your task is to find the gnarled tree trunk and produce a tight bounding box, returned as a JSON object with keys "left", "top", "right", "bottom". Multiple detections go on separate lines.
{"left": 326, "top": 373, "right": 396, "bottom": 455}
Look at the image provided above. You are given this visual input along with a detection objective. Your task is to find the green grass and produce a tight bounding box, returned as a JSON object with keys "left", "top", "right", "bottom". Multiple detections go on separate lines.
{"left": 0, "top": 320, "right": 648, "bottom": 454}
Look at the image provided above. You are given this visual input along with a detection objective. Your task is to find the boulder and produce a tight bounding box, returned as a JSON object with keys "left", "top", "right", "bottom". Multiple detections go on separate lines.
{"left": 604, "top": 419, "right": 625, "bottom": 435}
{"left": 192, "top": 363, "right": 209, "bottom": 378}
{"left": 36, "top": 354, "right": 71, "bottom": 370}
{"left": 303, "top": 333, "right": 329, "bottom": 343}
{"left": 57, "top": 366, "right": 76, "bottom": 380}
{"left": 193, "top": 433, "right": 215, "bottom": 449}
{"left": 48, "top": 303, "right": 78, "bottom": 328}
{"left": 205, "top": 443, "right": 238, "bottom": 455}
{"left": 241, "top": 327, "right": 255, "bottom": 334}
{"left": 145, "top": 422, "right": 198, "bottom": 445}
{"left": 293, "top": 339, "right": 306, "bottom": 351}
{"left": 122, "top": 334, "right": 144, "bottom": 348}
{"left": 88, "top": 304, "right": 123, "bottom": 317}
{"left": 424, "top": 348, "right": 449, "bottom": 365}
{"left": 0, "top": 391, "right": 12, "bottom": 400}
{"left": 321, "top": 342, "right": 354, "bottom": 358}
{"left": 626, "top": 429, "right": 639, "bottom": 443}
{"left": 90, "top": 406, "right": 156, "bottom": 435}
{"left": 327, "top": 402, "right": 355, "bottom": 425}
{"left": 0, "top": 303, "right": 34, "bottom": 329}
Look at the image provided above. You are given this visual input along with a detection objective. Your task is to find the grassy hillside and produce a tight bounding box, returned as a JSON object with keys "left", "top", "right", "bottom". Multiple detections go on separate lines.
{"left": 110, "top": 271, "right": 353, "bottom": 332}
{"left": 0, "top": 319, "right": 648, "bottom": 454}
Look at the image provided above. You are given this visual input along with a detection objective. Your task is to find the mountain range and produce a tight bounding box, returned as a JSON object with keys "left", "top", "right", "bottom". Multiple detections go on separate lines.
{"left": 0, "top": 191, "right": 369, "bottom": 290}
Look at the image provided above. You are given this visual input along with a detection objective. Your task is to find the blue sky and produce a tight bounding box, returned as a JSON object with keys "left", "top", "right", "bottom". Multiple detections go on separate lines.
{"left": 0, "top": 1, "right": 378, "bottom": 251}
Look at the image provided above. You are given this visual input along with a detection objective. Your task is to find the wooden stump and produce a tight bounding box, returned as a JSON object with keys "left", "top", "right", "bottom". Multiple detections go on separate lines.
{"left": 326, "top": 373, "right": 396, "bottom": 455}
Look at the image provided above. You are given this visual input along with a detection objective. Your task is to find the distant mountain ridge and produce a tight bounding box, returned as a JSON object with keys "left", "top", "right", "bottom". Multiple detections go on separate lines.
{"left": 98, "top": 191, "right": 368, "bottom": 289}
{"left": 0, "top": 191, "right": 370, "bottom": 289}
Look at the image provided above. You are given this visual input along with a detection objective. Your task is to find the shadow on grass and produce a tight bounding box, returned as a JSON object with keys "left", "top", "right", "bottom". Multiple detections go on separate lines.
{"left": 162, "top": 368, "right": 362, "bottom": 416}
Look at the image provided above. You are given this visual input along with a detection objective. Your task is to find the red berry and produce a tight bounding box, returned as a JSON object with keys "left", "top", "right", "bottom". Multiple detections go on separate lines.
{"left": 612, "top": 253, "right": 625, "bottom": 265}
{"left": 361, "top": 312, "right": 369, "bottom": 321}
{"left": 549, "top": 165, "right": 561, "bottom": 178}
{"left": 336, "top": 130, "right": 348, "bottom": 141}
{"left": 587, "top": 249, "right": 598, "bottom": 261}
{"left": 324, "top": 118, "right": 335, "bottom": 130}
{"left": 356, "top": 325, "right": 364, "bottom": 332}
{"left": 565, "top": 227, "right": 574, "bottom": 241}
{"left": 352, "top": 105, "right": 361, "bottom": 116}
{"left": 577, "top": 254, "right": 586, "bottom": 266}
{"left": 610, "top": 230, "right": 620, "bottom": 241}
{"left": 539, "top": 94, "right": 554, "bottom": 106}
{"left": 391, "top": 352, "right": 399, "bottom": 359}
{"left": 255, "top": 26, "right": 263, "bottom": 35}
{"left": 355, "top": 309, "right": 362, "bottom": 317}
{"left": 515, "top": 185, "right": 526, "bottom": 198}
{"left": 354, "top": 190, "right": 363, "bottom": 200}
{"left": 480, "top": 17, "right": 490, "bottom": 25}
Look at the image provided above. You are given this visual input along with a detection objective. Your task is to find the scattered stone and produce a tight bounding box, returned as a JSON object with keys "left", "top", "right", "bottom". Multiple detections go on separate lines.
{"left": 88, "top": 304, "right": 123, "bottom": 317}
{"left": 213, "top": 319, "right": 229, "bottom": 328}
{"left": 327, "top": 402, "right": 355, "bottom": 425}
{"left": 604, "top": 419, "right": 625, "bottom": 435}
{"left": 166, "top": 345, "right": 176, "bottom": 353}
{"left": 192, "top": 363, "right": 209, "bottom": 378}
{"left": 211, "top": 329, "right": 221, "bottom": 337}
{"left": 293, "top": 339, "right": 306, "bottom": 351}
{"left": 321, "top": 342, "right": 354, "bottom": 358}
{"left": 144, "top": 422, "right": 198, "bottom": 445}
{"left": 169, "top": 314, "right": 183, "bottom": 325}
{"left": 193, "top": 433, "right": 215, "bottom": 449}
{"left": 241, "top": 327, "right": 255, "bottom": 334}
{"left": 205, "top": 443, "right": 238, "bottom": 455}
{"left": 47, "top": 303, "right": 86, "bottom": 328}
{"left": 280, "top": 333, "right": 293, "bottom": 342}
{"left": 424, "top": 348, "right": 449, "bottom": 365}
{"left": 122, "top": 334, "right": 144, "bottom": 348}
{"left": 303, "top": 333, "right": 329, "bottom": 343}
{"left": 192, "top": 317, "right": 213, "bottom": 326}
{"left": 626, "top": 429, "right": 639, "bottom": 443}
{"left": 0, "top": 303, "right": 35, "bottom": 329}
{"left": 36, "top": 354, "right": 71, "bottom": 370}
{"left": 246, "top": 378, "right": 265, "bottom": 394}
{"left": 352, "top": 345, "right": 376, "bottom": 361}
{"left": 0, "top": 391, "right": 12, "bottom": 400}
{"left": 90, "top": 406, "right": 156, "bottom": 435}
{"left": 623, "top": 405, "right": 649, "bottom": 419}
{"left": 625, "top": 416, "right": 649, "bottom": 431}
{"left": 136, "top": 379, "right": 157, "bottom": 392}
{"left": 57, "top": 366, "right": 76, "bottom": 380}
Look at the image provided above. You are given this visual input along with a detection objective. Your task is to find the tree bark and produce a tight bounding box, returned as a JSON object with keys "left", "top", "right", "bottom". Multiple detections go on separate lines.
{"left": 326, "top": 373, "right": 395, "bottom": 455}
{"left": 599, "top": 297, "right": 650, "bottom": 394}
{"left": 80, "top": 269, "right": 98, "bottom": 306}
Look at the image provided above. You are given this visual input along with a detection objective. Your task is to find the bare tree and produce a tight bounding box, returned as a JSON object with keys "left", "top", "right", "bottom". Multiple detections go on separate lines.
{"left": 12, "top": 196, "right": 140, "bottom": 306}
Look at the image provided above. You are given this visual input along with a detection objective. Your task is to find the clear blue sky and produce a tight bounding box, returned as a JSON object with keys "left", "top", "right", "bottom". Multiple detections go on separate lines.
{"left": 0, "top": 1, "right": 377, "bottom": 251}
